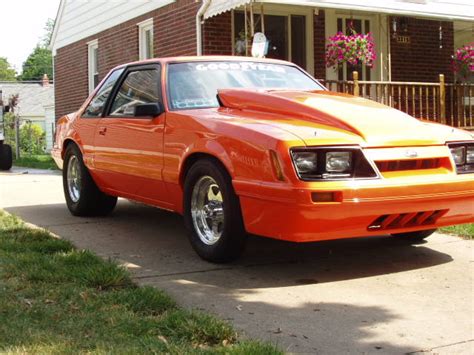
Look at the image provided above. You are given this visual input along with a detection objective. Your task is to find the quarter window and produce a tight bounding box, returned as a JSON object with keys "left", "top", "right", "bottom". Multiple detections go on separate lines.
{"left": 82, "top": 69, "right": 124, "bottom": 118}
{"left": 109, "top": 68, "right": 160, "bottom": 117}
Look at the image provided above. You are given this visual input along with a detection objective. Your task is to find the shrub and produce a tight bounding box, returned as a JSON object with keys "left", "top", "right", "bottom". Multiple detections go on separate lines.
{"left": 3, "top": 113, "right": 46, "bottom": 156}
{"left": 20, "top": 122, "right": 46, "bottom": 155}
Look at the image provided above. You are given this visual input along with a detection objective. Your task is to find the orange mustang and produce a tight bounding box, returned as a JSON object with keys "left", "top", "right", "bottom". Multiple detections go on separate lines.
{"left": 52, "top": 56, "right": 474, "bottom": 262}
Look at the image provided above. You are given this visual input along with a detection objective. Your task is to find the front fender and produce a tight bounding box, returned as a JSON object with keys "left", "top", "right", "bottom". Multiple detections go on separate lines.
{"left": 179, "top": 138, "right": 235, "bottom": 182}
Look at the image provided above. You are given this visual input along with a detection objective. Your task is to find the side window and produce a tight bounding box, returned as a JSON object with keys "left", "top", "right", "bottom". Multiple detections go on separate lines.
{"left": 82, "top": 69, "right": 124, "bottom": 118}
{"left": 108, "top": 68, "right": 160, "bottom": 117}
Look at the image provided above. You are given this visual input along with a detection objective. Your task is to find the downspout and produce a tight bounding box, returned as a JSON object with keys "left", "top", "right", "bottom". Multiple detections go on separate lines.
{"left": 196, "top": 0, "right": 212, "bottom": 56}
{"left": 387, "top": 16, "right": 392, "bottom": 82}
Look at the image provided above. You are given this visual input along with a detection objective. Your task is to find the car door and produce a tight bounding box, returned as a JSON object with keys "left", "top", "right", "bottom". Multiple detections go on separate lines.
{"left": 93, "top": 64, "right": 167, "bottom": 205}
{"left": 77, "top": 68, "right": 124, "bottom": 168}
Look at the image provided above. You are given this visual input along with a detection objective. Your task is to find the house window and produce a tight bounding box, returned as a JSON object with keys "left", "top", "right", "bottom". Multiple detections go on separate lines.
{"left": 138, "top": 19, "right": 154, "bottom": 60}
{"left": 88, "top": 39, "right": 99, "bottom": 93}
{"left": 336, "top": 17, "right": 372, "bottom": 81}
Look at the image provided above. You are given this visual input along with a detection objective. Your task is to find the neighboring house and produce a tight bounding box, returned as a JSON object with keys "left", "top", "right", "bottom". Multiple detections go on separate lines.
{"left": 0, "top": 77, "right": 55, "bottom": 151}
{"left": 50, "top": 0, "right": 473, "bottom": 121}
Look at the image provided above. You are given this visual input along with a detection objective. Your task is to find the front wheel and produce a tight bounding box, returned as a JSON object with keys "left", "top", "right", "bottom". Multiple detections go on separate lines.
{"left": 391, "top": 229, "right": 436, "bottom": 242}
{"left": 63, "top": 144, "right": 117, "bottom": 216}
{"left": 183, "top": 159, "right": 247, "bottom": 263}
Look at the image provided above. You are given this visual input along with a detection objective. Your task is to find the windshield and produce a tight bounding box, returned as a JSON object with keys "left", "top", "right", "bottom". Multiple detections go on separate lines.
{"left": 167, "top": 61, "right": 324, "bottom": 110}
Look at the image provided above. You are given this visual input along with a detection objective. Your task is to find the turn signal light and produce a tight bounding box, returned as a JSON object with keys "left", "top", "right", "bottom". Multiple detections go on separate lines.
{"left": 311, "top": 191, "right": 342, "bottom": 203}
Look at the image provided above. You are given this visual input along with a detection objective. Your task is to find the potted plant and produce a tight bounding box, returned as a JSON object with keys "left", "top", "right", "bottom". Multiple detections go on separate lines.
{"left": 325, "top": 31, "right": 376, "bottom": 74}
{"left": 452, "top": 44, "right": 473, "bottom": 83}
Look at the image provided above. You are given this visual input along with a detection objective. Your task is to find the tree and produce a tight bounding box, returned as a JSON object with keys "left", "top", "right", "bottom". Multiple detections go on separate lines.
{"left": 40, "top": 18, "right": 55, "bottom": 48}
{"left": 0, "top": 57, "right": 17, "bottom": 81}
{"left": 20, "top": 47, "right": 53, "bottom": 81}
{"left": 19, "top": 19, "right": 54, "bottom": 81}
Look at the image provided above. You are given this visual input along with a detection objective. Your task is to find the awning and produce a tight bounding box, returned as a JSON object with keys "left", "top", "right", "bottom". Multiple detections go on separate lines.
{"left": 204, "top": 0, "right": 252, "bottom": 19}
{"left": 203, "top": 0, "right": 474, "bottom": 22}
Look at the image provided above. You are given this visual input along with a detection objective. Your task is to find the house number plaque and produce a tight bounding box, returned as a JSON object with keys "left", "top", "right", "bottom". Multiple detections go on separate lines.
{"left": 396, "top": 35, "right": 411, "bottom": 44}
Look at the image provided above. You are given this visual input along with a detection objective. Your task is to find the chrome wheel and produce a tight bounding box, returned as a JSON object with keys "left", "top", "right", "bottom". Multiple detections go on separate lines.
{"left": 191, "top": 176, "right": 225, "bottom": 245}
{"left": 67, "top": 155, "right": 81, "bottom": 203}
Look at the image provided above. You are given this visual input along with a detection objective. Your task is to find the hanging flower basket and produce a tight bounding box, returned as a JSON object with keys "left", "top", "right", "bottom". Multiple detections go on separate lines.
{"left": 452, "top": 44, "right": 474, "bottom": 82}
{"left": 325, "top": 32, "right": 376, "bottom": 70}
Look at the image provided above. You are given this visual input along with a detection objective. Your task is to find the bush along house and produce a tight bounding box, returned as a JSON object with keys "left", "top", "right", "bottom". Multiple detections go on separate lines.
{"left": 51, "top": 0, "right": 474, "bottom": 128}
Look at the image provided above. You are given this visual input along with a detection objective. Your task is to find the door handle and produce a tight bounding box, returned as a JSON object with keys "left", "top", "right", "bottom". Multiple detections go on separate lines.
{"left": 98, "top": 127, "right": 107, "bottom": 136}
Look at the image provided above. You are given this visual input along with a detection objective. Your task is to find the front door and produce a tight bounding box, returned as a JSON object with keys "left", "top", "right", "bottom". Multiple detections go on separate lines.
{"left": 79, "top": 68, "right": 124, "bottom": 168}
{"left": 93, "top": 65, "right": 168, "bottom": 205}
{"left": 233, "top": 10, "right": 310, "bottom": 72}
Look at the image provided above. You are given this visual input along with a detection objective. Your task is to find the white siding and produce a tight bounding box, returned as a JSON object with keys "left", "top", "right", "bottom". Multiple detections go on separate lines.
{"left": 51, "top": 0, "right": 175, "bottom": 54}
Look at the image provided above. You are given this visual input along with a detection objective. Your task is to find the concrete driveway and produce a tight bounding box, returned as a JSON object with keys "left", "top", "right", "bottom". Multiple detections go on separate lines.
{"left": 1, "top": 167, "right": 473, "bottom": 354}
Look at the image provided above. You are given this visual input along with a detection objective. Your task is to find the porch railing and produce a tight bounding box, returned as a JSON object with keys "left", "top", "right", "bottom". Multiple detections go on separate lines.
{"left": 320, "top": 73, "right": 474, "bottom": 130}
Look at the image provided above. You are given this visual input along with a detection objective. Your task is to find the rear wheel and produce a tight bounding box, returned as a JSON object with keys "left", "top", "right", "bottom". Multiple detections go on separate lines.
{"left": 0, "top": 144, "right": 13, "bottom": 171}
{"left": 63, "top": 144, "right": 117, "bottom": 216}
{"left": 391, "top": 229, "right": 436, "bottom": 242}
{"left": 183, "top": 159, "right": 247, "bottom": 263}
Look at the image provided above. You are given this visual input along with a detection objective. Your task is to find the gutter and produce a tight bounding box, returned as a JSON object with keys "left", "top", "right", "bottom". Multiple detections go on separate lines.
{"left": 196, "top": 0, "right": 212, "bottom": 56}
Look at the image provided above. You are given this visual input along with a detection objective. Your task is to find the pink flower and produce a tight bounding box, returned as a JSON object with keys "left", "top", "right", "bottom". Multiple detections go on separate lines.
{"left": 452, "top": 43, "right": 473, "bottom": 79}
{"left": 325, "top": 31, "right": 376, "bottom": 69}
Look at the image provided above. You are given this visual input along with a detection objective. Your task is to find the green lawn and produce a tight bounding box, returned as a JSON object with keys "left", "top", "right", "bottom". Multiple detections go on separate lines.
{"left": 440, "top": 223, "right": 474, "bottom": 239}
{"left": 13, "top": 154, "right": 58, "bottom": 170}
{"left": 0, "top": 211, "right": 280, "bottom": 354}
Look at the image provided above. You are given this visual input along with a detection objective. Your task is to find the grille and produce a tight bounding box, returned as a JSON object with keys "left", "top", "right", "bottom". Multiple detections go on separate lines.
{"left": 375, "top": 158, "right": 446, "bottom": 172}
{"left": 367, "top": 210, "right": 448, "bottom": 231}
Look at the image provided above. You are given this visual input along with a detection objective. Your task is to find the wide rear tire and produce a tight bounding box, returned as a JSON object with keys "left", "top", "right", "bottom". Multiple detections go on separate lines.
{"left": 63, "top": 144, "right": 117, "bottom": 216}
{"left": 0, "top": 144, "right": 13, "bottom": 171}
{"left": 183, "top": 158, "right": 247, "bottom": 263}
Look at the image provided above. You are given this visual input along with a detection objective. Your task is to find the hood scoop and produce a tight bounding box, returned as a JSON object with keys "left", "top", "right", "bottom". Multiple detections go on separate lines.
{"left": 218, "top": 89, "right": 363, "bottom": 137}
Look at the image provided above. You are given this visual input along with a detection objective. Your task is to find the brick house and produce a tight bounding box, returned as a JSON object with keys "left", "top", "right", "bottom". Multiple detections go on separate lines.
{"left": 51, "top": 0, "right": 473, "bottom": 120}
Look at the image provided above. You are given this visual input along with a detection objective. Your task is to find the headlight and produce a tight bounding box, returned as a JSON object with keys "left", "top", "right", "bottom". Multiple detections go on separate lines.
{"left": 326, "top": 152, "right": 352, "bottom": 172}
{"left": 447, "top": 142, "right": 474, "bottom": 174}
{"left": 467, "top": 146, "right": 474, "bottom": 164}
{"left": 292, "top": 152, "right": 318, "bottom": 174}
{"left": 450, "top": 146, "right": 465, "bottom": 165}
{"left": 291, "top": 147, "right": 377, "bottom": 180}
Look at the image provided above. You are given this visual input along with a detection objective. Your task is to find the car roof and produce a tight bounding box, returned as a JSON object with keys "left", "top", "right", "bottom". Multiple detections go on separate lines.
{"left": 112, "top": 55, "right": 297, "bottom": 71}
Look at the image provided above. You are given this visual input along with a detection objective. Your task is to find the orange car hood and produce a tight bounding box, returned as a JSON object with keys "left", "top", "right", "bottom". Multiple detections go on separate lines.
{"left": 218, "top": 89, "right": 470, "bottom": 147}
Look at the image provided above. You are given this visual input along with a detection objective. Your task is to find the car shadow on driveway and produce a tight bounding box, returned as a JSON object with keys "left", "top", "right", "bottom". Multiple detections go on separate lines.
{"left": 6, "top": 199, "right": 453, "bottom": 288}
{"left": 6, "top": 200, "right": 462, "bottom": 353}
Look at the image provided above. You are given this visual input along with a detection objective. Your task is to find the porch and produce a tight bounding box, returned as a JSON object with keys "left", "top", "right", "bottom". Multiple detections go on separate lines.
{"left": 323, "top": 73, "right": 474, "bottom": 129}
{"left": 200, "top": 0, "right": 473, "bottom": 129}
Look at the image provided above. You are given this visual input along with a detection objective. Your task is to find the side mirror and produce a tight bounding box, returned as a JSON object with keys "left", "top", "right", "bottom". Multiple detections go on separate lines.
{"left": 134, "top": 102, "right": 164, "bottom": 117}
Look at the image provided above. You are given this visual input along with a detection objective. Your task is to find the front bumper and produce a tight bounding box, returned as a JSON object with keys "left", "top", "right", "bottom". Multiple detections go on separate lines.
{"left": 235, "top": 174, "right": 474, "bottom": 242}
